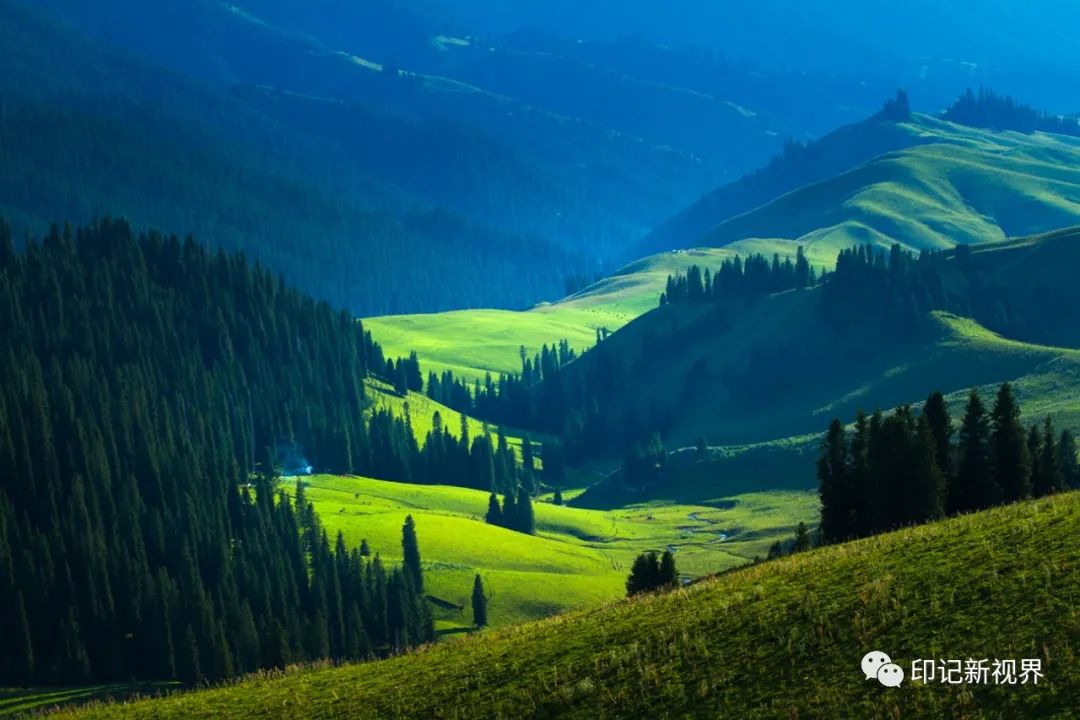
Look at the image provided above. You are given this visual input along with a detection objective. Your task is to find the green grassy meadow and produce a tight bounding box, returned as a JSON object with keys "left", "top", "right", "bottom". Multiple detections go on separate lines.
{"left": 287, "top": 475, "right": 818, "bottom": 631}
{"left": 54, "top": 492, "right": 1080, "bottom": 719}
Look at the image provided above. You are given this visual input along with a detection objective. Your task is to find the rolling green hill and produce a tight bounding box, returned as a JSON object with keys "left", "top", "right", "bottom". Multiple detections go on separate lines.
{"left": 564, "top": 228, "right": 1080, "bottom": 505}
{"left": 50, "top": 491, "right": 1080, "bottom": 719}
{"left": 286, "top": 475, "right": 815, "bottom": 634}
{"left": 667, "top": 113, "right": 1080, "bottom": 258}
{"left": 363, "top": 241, "right": 836, "bottom": 384}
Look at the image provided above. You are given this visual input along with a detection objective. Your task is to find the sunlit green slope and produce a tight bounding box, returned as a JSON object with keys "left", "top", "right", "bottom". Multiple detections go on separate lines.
{"left": 286, "top": 475, "right": 816, "bottom": 632}
{"left": 57, "top": 492, "right": 1080, "bottom": 719}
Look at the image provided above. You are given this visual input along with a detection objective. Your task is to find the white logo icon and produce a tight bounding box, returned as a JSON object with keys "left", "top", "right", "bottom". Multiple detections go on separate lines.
{"left": 877, "top": 662, "right": 905, "bottom": 687}
{"left": 862, "top": 651, "right": 904, "bottom": 687}
{"left": 861, "top": 651, "right": 892, "bottom": 680}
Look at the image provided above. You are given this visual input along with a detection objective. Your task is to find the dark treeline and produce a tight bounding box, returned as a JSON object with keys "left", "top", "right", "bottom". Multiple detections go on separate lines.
{"left": 817, "top": 384, "right": 1080, "bottom": 544}
{"left": 0, "top": 218, "right": 436, "bottom": 685}
{"left": 660, "top": 247, "right": 815, "bottom": 306}
{"left": 822, "top": 242, "right": 1057, "bottom": 339}
{"left": 944, "top": 88, "right": 1080, "bottom": 138}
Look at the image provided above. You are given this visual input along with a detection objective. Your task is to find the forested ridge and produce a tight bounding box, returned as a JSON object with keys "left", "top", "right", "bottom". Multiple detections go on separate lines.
{"left": 0, "top": 218, "right": 448, "bottom": 685}
{"left": 0, "top": 1, "right": 584, "bottom": 316}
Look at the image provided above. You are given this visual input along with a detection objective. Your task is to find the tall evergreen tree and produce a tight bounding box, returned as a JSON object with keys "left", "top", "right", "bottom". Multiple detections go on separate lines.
{"left": 817, "top": 419, "right": 850, "bottom": 543}
{"left": 515, "top": 486, "right": 535, "bottom": 535}
{"left": 471, "top": 575, "right": 488, "bottom": 629}
{"left": 922, "top": 391, "right": 954, "bottom": 480}
{"left": 792, "top": 522, "right": 812, "bottom": 553}
{"left": 401, "top": 515, "right": 424, "bottom": 595}
{"left": 953, "top": 390, "right": 995, "bottom": 513}
{"left": 1034, "top": 417, "right": 1064, "bottom": 497}
{"left": 626, "top": 552, "right": 660, "bottom": 596}
{"left": 658, "top": 550, "right": 678, "bottom": 589}
{"left": 990, "top": 384, "right": 1031, "bottom": 502}
{"left": 484, "top": 493, "right": 503, "bottom": 526}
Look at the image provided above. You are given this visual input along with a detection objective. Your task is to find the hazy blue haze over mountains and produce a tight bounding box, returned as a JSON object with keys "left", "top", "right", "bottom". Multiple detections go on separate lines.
{"left": 7, "top": 0, "right": 1080, "bottom": 315}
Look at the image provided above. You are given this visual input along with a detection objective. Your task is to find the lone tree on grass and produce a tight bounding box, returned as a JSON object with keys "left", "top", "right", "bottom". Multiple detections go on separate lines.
{"left": 402, "top": 515, "right": 424, "bottom": 593}
{"left": 471, "top": 575, "right": 488, "bottom": 628}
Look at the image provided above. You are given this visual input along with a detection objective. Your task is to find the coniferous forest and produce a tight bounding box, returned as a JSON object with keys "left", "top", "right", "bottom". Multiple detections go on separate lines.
{"left": 817, "top": 385, "right": 1080, "bottom": 544}
{"left": 0, "top": 218, "right": 443, "bottom": 685}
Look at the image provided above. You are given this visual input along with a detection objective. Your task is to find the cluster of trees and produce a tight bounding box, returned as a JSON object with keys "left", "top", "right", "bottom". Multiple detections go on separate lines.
{"left": 660, "top": 249, "right": 815, "bottom": 306}
{"left": 944, "top": 88, "right": 1080, "bottom": 137}
{"left": 817, "top": 384, "right": 1080, "bottom": 544}
{"left": 625, "top": 550, "right": 678, "bottom": 596}
{"left": 424, "top": 341, "right": 579, "bottom": 430}
{"left": 484, "top": 488, "right": 536, "bottom": 535}
{"left": 0, "top": 218, "right": 446, "bottom": 684}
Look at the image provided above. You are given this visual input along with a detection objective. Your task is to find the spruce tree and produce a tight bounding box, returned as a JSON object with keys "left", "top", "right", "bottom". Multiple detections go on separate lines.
{"left": 767, "top": 541, "right": 784, "bottom": 560}
{"left": 817, "top": 419, "right": 850, "bottom": 543}
{"left": 471, "top": 575, "right": 488, "bottom": 628}
{"left": 1035, "top": 417, "right": 1064, "bottom": 497}
{"left": 553, "top": 488, "right": 564, "bottom": 506}
{"left": 485, "top": 492, "right": 503, "bottom": 526}
{"left": 626, "top": 552, "right": 660, "bottom": 596}
{"left": 793, "top": 522, "right": 812, "bottom": 553}
{"left": 516, "top": 485, "right": 535, "bottom": 535}
{"left": 401, "top": 515, "right": 424, "bottom": 594}
{"left": 658, "top": 550, "right": 678, "bottom": 588}
{"left": 953, "top": 389, "right": 995, "bottom": 513}
{"left": 990, "top": 383, "right": 1031, "bottom": 502}
{"left": 922, "top": 391, "right": 954, "bottom": 479}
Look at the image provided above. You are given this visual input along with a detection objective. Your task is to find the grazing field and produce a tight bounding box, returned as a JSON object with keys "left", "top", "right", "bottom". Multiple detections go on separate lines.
{"left": 55, "top": 492, "right": 1080, "bottom": 719}
{"left": 288, "top": 475, "right": 817, "bottom": 631}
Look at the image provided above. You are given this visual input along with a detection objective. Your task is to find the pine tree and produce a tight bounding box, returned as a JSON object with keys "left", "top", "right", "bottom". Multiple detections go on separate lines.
{"left": 990, "top": 384, "right": 1031, "bottom": 502}
{"left": 767, "top": 541, "right": 784, "bottom": 560}
{"left": 911, "top": 414, "right": 946, "bottom": 523}
{"left": 515, "top": 485, "right": 535, "bottom": 535}
{"left": 625, "top": 552, "right": 660, "bottom": 596}
{"left": 1035, "top": 417, "right": 1064, "bottom": 497}
{"left": 795, "top": 246, "right": 810, "bottom": 289}
{"left": 953, "top": 390, "right": 996, "bottom": 513}
{"left": 553, "top": 488, "right": 564, "bottom": 506}
{"left": 817, "top": 419, "right": 850, "bottom": 543}
{"left": 658, "top": 550, "right": 678, "bottom": 588}
{"left": 792, "top": 522, "right": 812, "bottom": 553}
{"left": 484, "top": 493, "right": 503, "bottom": 526}
{"left": 471, "top": 575, "right": 488, "bottom": 628}
{"left": 401, "top": 515, "right": 423, "bottom": 594}
{"left": 922, "top": 391, "right": 954, "bottom": 480}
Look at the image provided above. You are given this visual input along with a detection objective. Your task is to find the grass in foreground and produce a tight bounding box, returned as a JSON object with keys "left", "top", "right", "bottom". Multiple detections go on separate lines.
{"left": 56, "top": 492, "right": 1080, "bottom": 719}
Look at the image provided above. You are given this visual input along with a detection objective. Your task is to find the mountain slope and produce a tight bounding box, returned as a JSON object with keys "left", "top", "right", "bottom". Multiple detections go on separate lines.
{"left": 0, "top": 1, "right": 582, "bottom": 315}
{"left": 55, "top": 492, "right": 1080, "bottom": 719}
{"left": 647, "top": 113, "right": 1080, "bottom": 258}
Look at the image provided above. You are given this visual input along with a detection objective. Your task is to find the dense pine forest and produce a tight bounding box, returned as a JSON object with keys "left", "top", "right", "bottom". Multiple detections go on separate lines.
{"left": 817, "top": 384, "right": 1080, "bottom": 544}
{"left": 0, "top": 218, "right": 451, "bottom": 685}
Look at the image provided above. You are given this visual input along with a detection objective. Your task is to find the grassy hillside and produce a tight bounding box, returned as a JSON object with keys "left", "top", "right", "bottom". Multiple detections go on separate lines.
{"left": 696, "top": 114, "right": 1080, "bottom": 257}
{"left": 364, "top": 241, "right": 835, "bottom": 384}
{"left": 566, "top": 229, "right": 1080, "bottom": 505}
{"left": 285, "top": 475, "right": 816, "bottom": 631}
{"left": 53, "top": 492, "right": 1080, "bottom": 719}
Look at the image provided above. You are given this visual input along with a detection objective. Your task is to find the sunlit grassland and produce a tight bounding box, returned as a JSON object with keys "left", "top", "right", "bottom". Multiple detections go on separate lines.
{"left": 288, "top": 475, "right": 817, "bottom": 631}
{"left": 58, "top": 492, "right": 1080, "bottom": 719}
{"left": 363, "top": 243, "right": 833, "bottom": 385}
